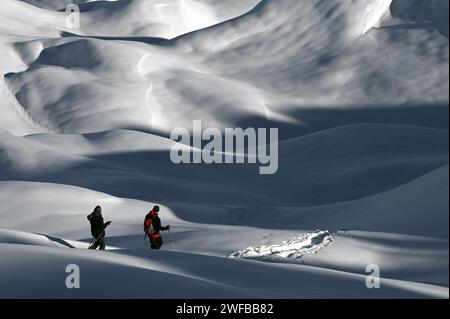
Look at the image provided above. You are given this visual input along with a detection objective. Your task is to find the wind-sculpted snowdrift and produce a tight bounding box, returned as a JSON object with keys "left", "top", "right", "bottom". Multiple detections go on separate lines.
{"left": 5, "top": 0, "right": 448, "bottom": 134}
{"left": 20, "top": 0, "right": 259, "bottom": 38}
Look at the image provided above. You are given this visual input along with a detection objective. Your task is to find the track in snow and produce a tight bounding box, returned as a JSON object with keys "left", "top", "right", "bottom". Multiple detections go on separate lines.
{"left": 228, "top": 230, "right": 335, "bottom": 263}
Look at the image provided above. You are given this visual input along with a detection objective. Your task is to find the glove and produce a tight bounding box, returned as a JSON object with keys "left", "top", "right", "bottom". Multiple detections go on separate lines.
{"left": 166, "top": 225, "right": 171, "bottom": 230}
{"left": 105, "top": 221, "right": 112, "bottom": 226}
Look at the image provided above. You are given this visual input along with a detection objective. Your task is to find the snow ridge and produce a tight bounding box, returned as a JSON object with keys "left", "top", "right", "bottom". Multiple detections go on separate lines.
{"left": 362, "top": 0, "right": 392, "bottom": 34}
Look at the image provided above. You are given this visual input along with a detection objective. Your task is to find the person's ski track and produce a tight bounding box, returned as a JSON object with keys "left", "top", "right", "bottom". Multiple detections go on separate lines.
{"left": 138, "top": 53, "right": 155, "bottom": 129}
{"left": 1, "top": 79, "right": 56, "bottom": 135}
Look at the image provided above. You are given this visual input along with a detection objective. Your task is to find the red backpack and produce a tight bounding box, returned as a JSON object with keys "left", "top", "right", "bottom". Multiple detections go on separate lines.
{"left": 143, "top": 211, "right": 157, "bottom": 238}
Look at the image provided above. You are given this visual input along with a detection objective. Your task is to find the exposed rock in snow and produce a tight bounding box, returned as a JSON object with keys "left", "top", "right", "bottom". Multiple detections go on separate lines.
{"left": 228, "top": 230, "right": 335, "bottom": 262}
{"left": 0, "top": 0, "right": 448, "bottom": 298}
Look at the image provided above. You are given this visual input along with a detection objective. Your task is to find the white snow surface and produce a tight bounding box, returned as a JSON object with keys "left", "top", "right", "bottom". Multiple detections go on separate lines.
{"left": 0, "top": 0, "right": 448, "bottom": 298}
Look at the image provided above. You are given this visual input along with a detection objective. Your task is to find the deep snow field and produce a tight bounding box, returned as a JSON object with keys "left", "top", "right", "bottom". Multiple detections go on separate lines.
{"left": 0, "top": 0, "right": 448, "bottom": 298}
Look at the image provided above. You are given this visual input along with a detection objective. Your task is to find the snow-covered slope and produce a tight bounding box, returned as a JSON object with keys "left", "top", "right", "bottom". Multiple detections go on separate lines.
{"left": 0, "top": 179, "right": 447, "bottom": 298}
{"left": 19, "top": 0, "right": 260, "bottom": 39}
{"left": 0, "top": 0, "right": 448, "bottom": 298}
{"left": 4, "top": 0, "right": 448, "bottom": 134}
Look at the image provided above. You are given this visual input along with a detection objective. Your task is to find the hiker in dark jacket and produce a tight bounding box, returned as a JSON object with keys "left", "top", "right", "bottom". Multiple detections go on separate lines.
{"left": 143, "top": 205, "right": 170, "bottom": 250}
{"left": 87, "top": 205, "right": 111, "bottom": 250}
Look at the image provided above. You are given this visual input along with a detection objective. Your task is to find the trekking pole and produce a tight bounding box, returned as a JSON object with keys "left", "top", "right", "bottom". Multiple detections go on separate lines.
{"left": 88, "top": 237, "right": 95, "bottom": 249}
{"left": 88, "top": 230, "right": 105, "bottom": 249}
{"left": 168, "top": 228, "right": 175, "bottom": 251}
{"left": 145, "top": 233, "right": 151, "bottom": 249}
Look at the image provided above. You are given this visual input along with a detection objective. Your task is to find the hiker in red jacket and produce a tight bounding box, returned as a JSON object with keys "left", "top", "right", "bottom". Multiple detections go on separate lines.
{"left": 144, "top": 205, "right": 170, "bottom": 249}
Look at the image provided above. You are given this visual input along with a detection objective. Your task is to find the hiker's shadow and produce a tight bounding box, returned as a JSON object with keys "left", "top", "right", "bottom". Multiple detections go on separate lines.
{"left": 79, "top": 234, "right": 150, "bottom": 250}
{"left": 36, "top": 234, "right": 76, "bottom": 248}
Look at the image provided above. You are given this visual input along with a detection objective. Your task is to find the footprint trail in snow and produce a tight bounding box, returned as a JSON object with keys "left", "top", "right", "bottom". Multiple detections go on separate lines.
{"left": 228, "top": 230, "right": 334, "bottom": 263}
